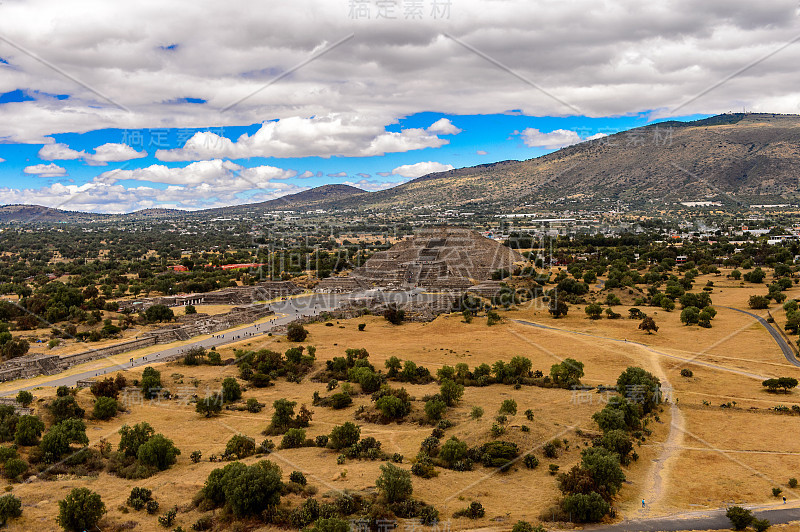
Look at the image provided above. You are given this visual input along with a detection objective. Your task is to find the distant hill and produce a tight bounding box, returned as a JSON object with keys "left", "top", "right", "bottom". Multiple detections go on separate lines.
{"left": 333, "top": 113, "right": 800, "bottom": 211}
{"left": 4, "top": 113, "right": 800, "bottom": 222}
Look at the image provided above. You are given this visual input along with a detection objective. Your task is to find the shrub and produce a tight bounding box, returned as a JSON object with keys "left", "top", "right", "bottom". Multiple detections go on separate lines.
{"left": 200, "top": 460, "right": 282, "bottom": 516}
{"left": 126, "top": 487, "right": 153, "bottom": 510}
{"left": 15, "top": 391, "right": 33, "bottom": 407}
{"left": 499, "top": 399, "right": 517, "bottom": 416}
{"left": 358, "top": 323, "right": 366, "bottom": 331}
{"left": 439, "top": 437, "right": 468, "bottom": 467}
{"left": 523, "top": 454, "right": 539, "bottom": 469}
{"left": 0, "top": 494, "right": 22, "bottom": 526}
{"left": 48, "top": 395, "right": 85, "bottom": 424}
{"left": 440, "top": 379, "right": 464, "bottom": 407}
{"left": 14, "top": 415, "right": 44, "bottom": 446}
{"left": 543, "top": 441, "right": 559, "bottom": 458}
{"left": 40, "top": 419, "right": 88, "bottom": 462}
{"left": 280, "top": 428, "right": 307, "bottom": 449}
{"left": 726, "top": 506, "right": 755, "bottom": 530}
{"left": 158, "top": 506, "right": 177, "bottom": 527}
{"left": 146, "top": 500, "right": 160, "bottom": 514}
{"left": 192, "top": 515, "right": 214, "bottom": 530}
{"left": 246, "top": 398, "right": 262, "bottom": 413}
{"left": 3, "top": 457, "right": 27, "bottom": 480}
{"left": 772, "top": 487, "right": 782, "bottom": 497}
{"left": 376, "top": 463, "right": 413, "bottom": 503}
{"left": 140, "top": 367, "right": 162, "bottom": 399}
{"left": 225, "top": 435, "right": 256, "bottom": 459}
{"left": 92, "top": 396, "right": 119, "bottom": 420}
{"left": 789, "top": 478, "right": 797, "bottom": 488}
{"left": 562, "top": 492, "right": 609, "bottom": 522}
{"left": 57, "top": 488, "right": 106, "bottom": 531}
{"left": 287, "top": 323, "right": 309, "bottom": 342}
{"left": 221, "top": 377, "right": 242, "bottom": 403}
{"left": 524, "top": 409, "right": 534, "bottom": 421}
{"left": 424, "top": 399, "right": 447, "bottom": 421}
{"left": 190, "top": 450, "right": 202, "bottom": 463}
{"left": 137, "top": 434, "right": 180, "bottom": 471}
{"left": 512, "top": 521, "right": 534, "bottom": 532}
{"left": 290, "top": 470, "right": 307, "bottom": 485}
{"left": 470, "top": 406, "right": 484, "bottom": 420}
{"left": 329, "top": 422, "right": 361, "bottom": 450}
{"left": 315, "top": 435, "right": 329, "bottom": 448}
{"left": 196, "top": 393, "right": 223, "bottom": 417}
{"left": 680, "top": 368, "right": 693, "bottom": 377}
{"left": 453, "top": 501, "right": 485, "bottom": 519}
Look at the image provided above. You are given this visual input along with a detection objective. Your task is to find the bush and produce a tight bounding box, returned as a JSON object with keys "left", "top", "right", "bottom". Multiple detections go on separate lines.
{"left": 15, "top": 390, "right": 33, "bottom": 407}
{"left": 246, "top": 398, "right": 263, "bottom": 413}
{"left": 680, "top": 368, "right": 693, "bottom": 377}
{"left": 499, "top": 399, "right": 517, "bottom": 416}
{"left": 140, "top": 366, "right": 162, "bottom": 399}
{"left": 127, "top": 487, "right": 153, "bottom": 510}
{"left": 40, "top": 419, "right": 89, "bottom": 462}
{"left": 225, "top": 435, "right": 256, "bottom": 459}
{"left": 57, "top": 487, "right": 106, "bottom": 531}
{"left": 562, "top": 492, "right": 609, "bottom": 522}
{"left": 424, "top": 399, "right": 447, "bottom": 421}
{"left": 358, "top": 323, "right": 366, "bottom": 331}
{"left": 221, "top": 377, "right": 242, "bottom": 403}
{"left": 137, "top": 434, "right": 181, "bottom": 470}
{"left": 290, "top": 470, "right": 307, "bottom": 485}
{"left": 753, "top": 518, "right": 771, "bottom": 532}
{"left": 48, "top": 395, "right": 85, "bottom": 424}
{"left": 287, "top": 323, "right": 309, "bottom": 342}
{"left": 772, "top": 487, "right": 782, "bottom": 497}
{"left": 280, "top": 428, "right": 307, "bottom": 449}
{"left": 0, "top": 494, "right": 21, "bottom": 526}
{"left": 158, "top": 506, "right": 177, "bottom": 527}
{"left": 470, "top": 406, "right": 484, "bottom": 420}
{"left": 14, "top": 415, "right": 44, "bottom": 446}
{"left": 190, "top": 450, "right": 202, "bottom": 463}
{"left": 440, "top": 379, "right": 464, "bottom": 407}
{"left": 92, "top": 396, "right": 119, "bottom": 420}
{"left": 315, "top": 435, "right": 329, "bottom": 448}
{"left": 439, "top": 437, "right": 468, "bottom": 467}
{"left": 376, "top": 463, "right": 413, "bottom": 503}
{"left": 200, "top": 460, "right": 282, "bottom": 516}
{"left": 523, "top": 454, "right": 539, "bottom": 469}
{"left": 329, "top": 422, "right": 361, "bottom": 450}
{"left": 726, "top": 506, "right": 755, "bottom": 530}
{"left": 453, "top": 501, "right": 485, "bottom": 519}
{"left": 789, "top": 478, "right": 797, "bottom": 488}
{"left": 512, "top": 521, "right": 534, "bottom": 532}
{"left": 196, "top": 393, "right": 223, "bottom": 417}
{"left": 146, "top": 500, "right": 160, "bottom": 514}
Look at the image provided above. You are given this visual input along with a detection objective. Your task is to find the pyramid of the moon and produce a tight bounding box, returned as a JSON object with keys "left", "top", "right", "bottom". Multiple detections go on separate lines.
{"left": 349, "top": 227, "right": 524, "bottom": 289}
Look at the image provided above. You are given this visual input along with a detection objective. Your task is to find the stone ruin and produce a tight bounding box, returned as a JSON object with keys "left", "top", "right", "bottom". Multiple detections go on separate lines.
{"left": 317, "top": 227, "right": 523, "bottom": 293}
{"left": 118, "top": 280, "right": 302, "bottom": 312}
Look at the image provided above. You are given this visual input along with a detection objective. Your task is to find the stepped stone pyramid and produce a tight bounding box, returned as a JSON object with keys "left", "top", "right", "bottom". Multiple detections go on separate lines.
{"left": 330, "top": 226, "right": 523, "bottom": 290}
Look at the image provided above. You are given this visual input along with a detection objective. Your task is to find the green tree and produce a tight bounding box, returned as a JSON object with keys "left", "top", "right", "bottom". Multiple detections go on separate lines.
{"left": 638, "top": 316, "right": 658, "bottom": 334}
{"left": 39, "top": 419, "right": 88, "bottom": 462}
{"left": 726, "top": 506, "right": 755, "bottom": 530}
{"left": 118, "top": 422, "right": 155, "bottom": 457}
{"left": 221, "top": 377, "right": 242, "bottom": 403}
{"left": 440, "top": 379, "right": 464, "bottom": 407}
{"left": 137, "top": 434, "right": 181, "bottom": 470}
{"left": 376, "top": 462, "right": 413, "bottom": 503}
{"left": 439, "top": 437, "right": 468, "bottom": 466}
{"left": 226, "top": 434, "right": 256, "bottom": 459}
{"left": 424, "top": 399, "right": 447, "bottom": 421}
{"left": 550, "top": 358, "right": 585, "bottom": 388}
{"left": 585, "top": 303, "right": 603, "bottom": 320}
{"left": 15, "top": 390, "right": 33, "bottom": 407}
{"left": 0, "top": 494, "right": 22, "bottom": 526}
{"left": 329, "top": 422, "right": 360, "bottom": 450}
{"left": 270, "top": 398, "right": 297, "bottom": 432}
{"left": 140, "top": 366, "right": 162, "bottom": 399}
{"left": 196, "top": 393, "right": 223, "bottom": 417}
{"left": 14, "top": 415, "right": 45, "bottom": 446}
{"left": 287, "top": 323, "right": 309, "bottom": 342}
{"left": 92, "top": 397, "right": 119, "bottom": 420}
{"left": 145, "top": 304, "right": 174, "bottom": 323}
{"left": 616, "top": 367, "right": 661, "bottom": 414}
{"left": 57, "top": 488, "right": 106, "bottom": 531}
{"left": 561, "top": 492, "right": 609, "bottom": 522}
{"left": 224, "top": 460, "right": 283, "bottom": 517}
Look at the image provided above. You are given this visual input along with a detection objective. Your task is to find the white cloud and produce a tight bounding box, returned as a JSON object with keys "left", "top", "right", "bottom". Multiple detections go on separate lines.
{"left": 24, "top": 163, "right": 67, "bottom": 177}
{"left": 297, "top": 171, "right": 316, "bottom": 179}
{"left": 427, "top": 118, "right": 462, "bottom": 135}
{"left": 89, "top": 143, "right": 148, "bottom": 164}
{"left": 155, "top": 114, "right": 450, "bottom": 161}
{"left": 342, "top": 179, "right": 403, "bottom": 192}
{"left": 327, "top": 171, "right": 347, "bottom": 178}
{"left": 391, "top": 161, "right": 455, "bottom": 179}
{"left": 0, "top": 158, "right": 5, "bottom": 163}
{"left": 38, "top": 140, "right": 147, "bottom": 165}
{"left": 476, "top": 150, "right": 488, "bottom": 155}
{"left": 38, "top": 143, "right": 85, "bottom": 161}
{"left": 519, "top": 128, "right": 581, "bottom": 149}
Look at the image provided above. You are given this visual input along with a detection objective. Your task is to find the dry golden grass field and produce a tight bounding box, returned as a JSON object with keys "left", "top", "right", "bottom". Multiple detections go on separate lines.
{"left": 4, "top": 267, "right": 800, "bottom": 531}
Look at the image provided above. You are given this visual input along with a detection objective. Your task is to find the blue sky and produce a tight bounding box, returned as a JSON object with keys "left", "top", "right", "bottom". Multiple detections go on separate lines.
{"left": 1, "top": 0, "right": 797, "bottom": 212}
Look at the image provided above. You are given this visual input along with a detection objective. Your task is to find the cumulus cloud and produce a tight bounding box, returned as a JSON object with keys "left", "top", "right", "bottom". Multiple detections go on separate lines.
{"left": 343, "top": 179, "right": 403, "bottom": 192}
{"left": 155, "top": 114, "right": 450, "bottom": 161}
{"left": 297, "top": 171, "right": 317, "bottom": 179}
{"left": 391, "top": 161, "right": 455, "bottom": 179}
{"left": 326, "top": 171, "right": 348, "bottom": 178}
{"left": 427, "top": 118, "right": 462, "bottom": 135}
{"left": 38, "top": 140, "right": 146, "bottom": 165}
{"left": 24, "top": 163, "right": 67, "bottom": 177}
{"left": 519, "top": 128, "right": 605, "bottom": 149}
{"left": 0, "top": 0, "right": 798, "bottom": 145}
{"left": 476, "top": 150, "right": 488, "bottom": 155}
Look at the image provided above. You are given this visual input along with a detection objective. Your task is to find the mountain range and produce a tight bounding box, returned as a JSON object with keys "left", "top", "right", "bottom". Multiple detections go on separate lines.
{"left": 2, "top": 113, "right": 800, "bottom": 222}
